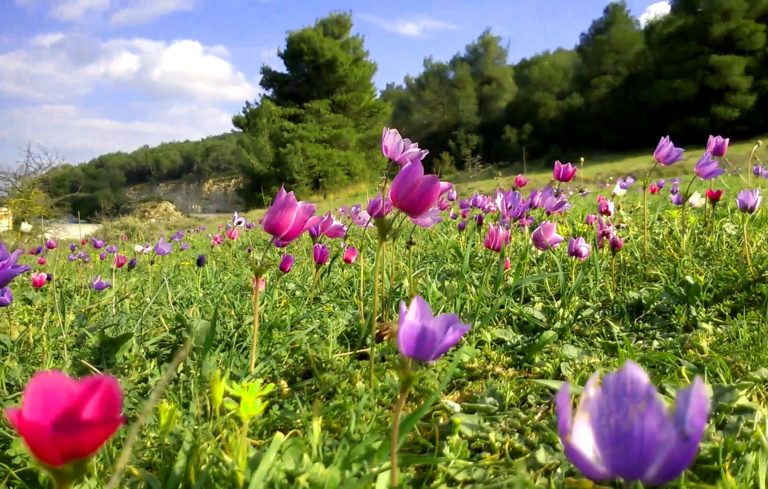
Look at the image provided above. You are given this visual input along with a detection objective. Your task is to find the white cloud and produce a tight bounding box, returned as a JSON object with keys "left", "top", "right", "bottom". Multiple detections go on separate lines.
{"left": 360, "top": 15, "right": 458, "bottom": 38}
{"left": 52, "top": 0, "right": 110, "bottom": 20}
{"left": 638, "top": 1, "right": 671, "bottom": 28}
{"left": 1, "top": 103, "right": 234, "bottom": 163}
{"left": 110, "top": 0, "right": 195, "bottom": 25}
{"left": 0, "top": 33, "right": 257, "bottom": 103}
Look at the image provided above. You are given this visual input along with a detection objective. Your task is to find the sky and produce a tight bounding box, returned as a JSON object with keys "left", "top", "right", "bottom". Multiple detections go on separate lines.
{"left": 0, "top": 0, "right": 671, "bottom": 167}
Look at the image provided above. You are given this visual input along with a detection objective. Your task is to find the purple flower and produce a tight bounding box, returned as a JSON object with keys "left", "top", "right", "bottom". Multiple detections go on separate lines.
{"left": 609, "top": 234, "right": 624, "bottom": 255}
{"left": 367, "top": 194, "right": 392, "bottom": 219}
{"left": 389, "top": 160, "right": 442, "bottom": 218}
{"left": 0, "top": 287, "right": 12, "bottom": 307}
{"left": 262, "top": 186, "right": 316, "bottom": 244}
{"left": 154, "top": 238, "right": 173, "bottom": 256}
{"left": 653, "top": 136, "right": 684, "bottom": 166}
{"left": 127, "top": 258, "right": 137, "bottom": 270}
{"left": 0, "top": 243, "right": 31, "bottom": 288}
{"left": 180, "top": 242, "right": 190, "bottom": 251}
{"left": 312, "top": 243, "right": 329, "bottom": 266}
{"left": 737, "top": 188, "right": 761, "bottom": 214}
{"left": 278, "top": 253, "right": 294, "bottom": 273}
{"left": 397, "top": 295, "right": 471, "bottom": 363}
{"left": 483, "top": 224, "right": 510, "bottom": 252}
{"left": 585, "top": 214, "right": 597, "bottom": 226}
{"left": 457, "top": 220, "right": 467, "bottom": 232}
{"left": 196, "top": 254, "right": 206, "bottom": 267}
{"left": 98, "top": 252, "right": 107, "bottom": 261}
{"left": 567, "top": 237, "right": 591, "bottom": 261}
{"left": 531, "top": 221, "right": 563, "bottom": 251}
{"left": 411, "top": 208, "right": 443, "bottom": 228}
{"left": 45, "top": 239, "right": 57, "bottom": 250}
{"left": 541, "top": 185, "right": 571, "bottom": 215}
{"left": 553, "top": 161, "right": 577, "bottom": 183}
{"left": 670, "top": 192, "right": 683, "bottom": 206}
{"left": 91, "top": 238, "right": 105, "bottom": 249}
{"left": 693, "top": 152, "right": 724, "bottom": 180}
{"left": 556, "top": 361, "right": 709, "bottom": 485}
{"left": 381, "top": 127, "right": 429, "bottom": 165}
{"left": 106, "top": 244, "right": 118, "bottom": 254}
{"left": 92, "top": 275, "right": 111, "bottom": 291}
{"left": 68, "top": 243, "right": 77, "bottom": 252}
{"left": 306, "top": 212, "right": 347, "bottom": 240}
{"left": 706, "top": 135, "right": 729, "bottom": 157}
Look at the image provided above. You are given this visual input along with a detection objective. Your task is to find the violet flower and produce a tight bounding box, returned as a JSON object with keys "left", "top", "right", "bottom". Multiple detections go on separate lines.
{"left": 0, "top": 243, "right": 31, "bottom": 288}
{"left": 397, "top": 295, "right": 471, "bottom": 363}
{"left": 736, "top": 189, "right": 761, "bottom": 214}
{"left": 653, "top": 136, "right": 684, "bottom": 166}
{"left": 693, "top": 152, "right": 724, "bottom": 180}
{"left": 531, "top": 221, "right": 563, "bottom": 250}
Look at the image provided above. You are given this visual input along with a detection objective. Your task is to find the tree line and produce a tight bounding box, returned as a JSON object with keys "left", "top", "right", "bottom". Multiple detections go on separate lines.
{"left": 33, "top": 0, "right": 768, "bottom": 217}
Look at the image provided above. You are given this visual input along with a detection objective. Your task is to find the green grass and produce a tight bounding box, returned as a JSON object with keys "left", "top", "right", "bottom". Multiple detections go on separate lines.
{"left": 1, "top": 140, "right": 768, "bottom": 487}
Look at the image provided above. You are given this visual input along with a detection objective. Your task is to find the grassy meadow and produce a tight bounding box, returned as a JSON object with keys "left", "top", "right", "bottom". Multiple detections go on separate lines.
{"left": 2, "top": 137, "right": 768, "bottom": 488}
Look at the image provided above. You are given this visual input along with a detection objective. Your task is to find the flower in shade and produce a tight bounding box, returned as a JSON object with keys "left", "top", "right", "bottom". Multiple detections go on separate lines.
{"left": 5, "top": 370, "right": 124, "bottom": 468}
{"left": 31, "top": 272, "right": 47, "bottom": 289}
{"left": 706, "top": 189, "right": 723, "bottom": 206}
{"left": 45, "top": 239, "right": 57, "bottom": 250}
{"left": 92, "top": 275, "right": 111, "bottom": 291}
{"left": 262, "top": 186, "right": 316, "bottom": 244}
{"left": 312, "top": 243, "right": 329, "bottom": 266}
{"left": 514, "top": 174, "right": 529, "bottom": 188}
{"left": 693, "top": 152, "right": 724, "bottom": 180}
{"left": 381, "top": 127, "right": 429, "bottom": 165}
{"left": 307, "top": 212, "right": 347, "bottom": 240}
{"left": 553, "top": 161, "right": 577, "bottom": 183}
{"left": 483, "top": 224, "right": 510, "bottom": 252}
{"left": 196, "top": 254, "right": 206, "bottom": 268}
{"left": 397, "top": 295, "right": 471, "bottom": 363}
{"left": 389, "top": 160, "right": 443, "bottom": 218}
{"left": 609, "top": 234, "right": 624, "bottom": 255}
{"left": 127, "top": 258, "right": 137, "bottom": 270}
{"left": 343, "top": 245, "right": 358, "bottom": 264}
{"left": 706, "top": 135, "right": 729, "bottom": 157}
{"left": 653, "top": 136, "right": 684, "bottom": 166}
{"left": 367, "top": 194, "right": 393, "bottom": 219}
{"left": 531, "top": 221, "right": 563, "bottom": 250}
{"left": 278, "top": 254, "right": 294, "bottom": 273}
{"left": 737, "top": 189, "right": 761, "bottom": 214}
{"left": 457, "top": 220, "right": 467, "bottom": 232}
{"left": 0, "top": 287, "right": 12, "bottom": 307}
{"left": 411, "top": 207, "right": 443, "bottom": 228}
{"left": 567, "top": 237, "right": 591, "bottom": 261}
{"left": 153, "top": 238, "right": 172, "bottom": 256}
{"left": 556, "top": 361, "right": 709, "bottom": 486}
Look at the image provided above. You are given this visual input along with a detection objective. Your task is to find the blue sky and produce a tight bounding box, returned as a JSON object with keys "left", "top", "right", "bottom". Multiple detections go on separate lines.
{"left": 0, "top": 0, "right": 670, "bottom": 166}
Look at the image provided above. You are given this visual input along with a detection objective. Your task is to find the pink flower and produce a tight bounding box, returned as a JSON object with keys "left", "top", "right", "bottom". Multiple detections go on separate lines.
{"left": 37, "top": 257, "right": 46, "bottom": 266}
{"left": 114, "top": 254, "right": 128, "bottom": 269}
{"left": 531, "top": 221, "right": 563, "bottom": 250}
{"left": 381, "top": 127, "right": 429, "bottom": 165}
{"left": 5, "top": 371, "right": 123, "bottom": 468}
{"left": 553, "top": 161, "right": 577, "bottom": 183}
{"left": 226, "top": 227, "right": 239, "bottom": 241}
{"left": 514, "top": 174, "right": 529, "bottom": 188}
{"left": 483, "top": 224, "right": 510, "bottom": 252}
{"left": 262, "top": 186, "right": 316, "bottom": 244}
{"left": 211, "top": 234, "right": 224, "bottom": 246}
{"left": 306, "top": 212, "right": 347, "bottom": 240}
{"left": 343, "top": 245, "right": 358, "bottom": 264}
{"left": 31, "top": 272, "right": 47, "bottom": 289}
{"left": 389, "top": 160, "right": 442, "bottom": 218}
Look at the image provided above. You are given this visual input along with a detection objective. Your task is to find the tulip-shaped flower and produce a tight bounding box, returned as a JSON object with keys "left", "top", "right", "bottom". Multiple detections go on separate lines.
{"left": 737, "top": 189, "right": 761, "bottom": 214}
{"left": 262, "top": 186, "right": 316, "bottom": 244}
{"left": 706, "top": 189, "right": 723, "bottom": 207}
{"left": 514, "top": 174, "right": 529, "bottom": 188}
{"left": 556, "top": 361, "right": 709, "bottom": 486}
{"left": 225, "top": 227, "right": 239, "bottom": 241}
{"left": 45, "top": 239, "right": 57, "bottom": 250}
{"left": 312, "top": 243, "right": 329, "bottom": 266}
{"left": 531, "top": 221, "right": 563, "bottom": 250}
{"left": 92, "top": 275, "right": 111, "bottom": 291}
{"left": 343, "top": 245, "right": 358, "bottom": 264}
{"left": 567, "top": 237, "right": 591, "bottom": 261}
{"left": 91, "top": 238, "right": 105, "bottom": 249}
{"left": 483, "top": 224, "right": 510, "bottom": 252}
{"left": 196, "top": 254, "right": 207, "bottom": 268}
{"left": 5, "top": 371, "right": 124, "bottom": 477}
{"left": 381, "top": 127, "right": 429, "bottom": 165}
{"left": 367, "top": 193, "right": 393, "bottom": 219}
{"left": 397, "top": 295, "right": 471, "bottom": 363}
{"left": 114, "top": 254, "right": 128, "bottom": 269}
{"left": 706, "top": 135, "right": 729, "bottom": 157}
{"left": 389, "top": 160, "right": 443, "bottom": 219}
{"left": 693, "top": 152, "right": 724, "bottom": 180}
{"left": 0, "top": 243, "right": 31, "bottom": 288}
{"left": 154, "top": 238, "right": 172, "bottom": 256}
{"left": 278, "top": 253, "right": 294, "bottom": 273}
{"left": 553, "top": 161, "right": 577, "bottom": 183}
{"left": 653, "top": 136, "right": 684, "bottom": 166}
{"left": 307, "top": 212, "right": 347, "bottom": 240}
{"left": 31, "top": 272, "right": 47, "bottom": 289}
{"left": 0, "top": 287, "right": 12, "bottom": 307}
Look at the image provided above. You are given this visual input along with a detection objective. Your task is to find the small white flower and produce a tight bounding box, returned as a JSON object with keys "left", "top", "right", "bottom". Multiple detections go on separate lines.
{"left": 688, "top": 191, "right": 706, "bottom": 208}
{"left": 134, "top": 244, "right": 144, "bottom": 253}
{"left": 20, "top": 222, "right": 32, "bottom": 233}
{"left": 612, "top": 183, "right": 627, "bottom": 197}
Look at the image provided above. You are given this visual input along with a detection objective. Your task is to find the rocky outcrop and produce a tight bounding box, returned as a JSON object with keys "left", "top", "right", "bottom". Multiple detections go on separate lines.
{"left": 126, "top": 178, "right": 244, "bottom": 214}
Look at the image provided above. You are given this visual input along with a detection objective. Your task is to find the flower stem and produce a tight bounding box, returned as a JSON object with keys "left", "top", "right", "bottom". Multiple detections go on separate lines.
{"left": 249, "top": 277, "right": 262, "bottom": 374}
{"left": 369, "top": 240, "right": 386, "bottom": 388}
{"left": 390, "top": 360, "right": 412, "bottom": 488}
{"left": 743, "top": 217, "right": 753, "bottom": 274}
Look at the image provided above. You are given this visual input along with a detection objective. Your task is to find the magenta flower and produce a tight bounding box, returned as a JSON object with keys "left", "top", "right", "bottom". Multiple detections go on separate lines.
{"left": 567, "top": 237, "right": 591, "bottom": 260}
{"left": 556, "top": 361, "right": 709, "bottom": 486}
{"left": 343, "top": 245, "right": 358, "bottom": 264}
{"left": 114, "top": 255, "right": 128, "bottom": 269}
{"left": 262, "top": 186, "right": 316, "bottom": 244}
{"left": 410, "top": 207, "right": 443, "bottom": 228}
{"left": 693, "top": 152, "right": 724, "bottom": 180}
{"left": 367, "top": 194, "right": 393, "bottom": 219}
{"left": 312, "top": 243, "right": 329, "bottom": 266}
{"left": 653, "top": 136, "right": 684, "bottom": 166}
{"left": 307, "top": 212, "right": 347, "bottom": 240}
{"left": 397, "top": 295, "right": 471, "bottom": 363}
{"left": 381, "top": 127, "right": 429, "bottom": 165}
{"left": 706, "top": 135, "right": 729, "bottom": 157}
{"left": 483, "top": 224, "right": 510, "bottom": 252}
{"left": 278, "top": 253, "right": 294, "bottom": 273}
{"left": 5, "top": 370, "right": 124, "bottom": 468}
{"left": 45, "top": 239, "right": 57, "bottom": 250}
{"left": 609, "top": 234, "right": 624, "bottom": 255}
{"left": 553, "top": 161, "right": 577, "bottom": 183}
{"left": 531, "top": 221, "right": 563, "bottom": 250}
{"left": 736, "top": 188, "right": 761, "bottom": 214}
{"left": 514, "top": 174, "right": 529, "bottom": 188}
{"left": 389, "top": 160, "right": 442, "bottom": 218}
{"left": 31, "top": 272, "right": 47, "bottom": 289}
{"left": 226, "top": 227, "right": 239, "bottom": 241}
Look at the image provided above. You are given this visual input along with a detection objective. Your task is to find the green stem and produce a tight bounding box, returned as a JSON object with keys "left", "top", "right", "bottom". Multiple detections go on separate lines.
{"left": 390, "top": 361, "right": 412, "bottom": 488}
{"left": 369, "top": 240, "right": 386, "bottom": 388}
{"left": 249, "top": 277, "right": 262, "bottom": 374}
{"left": 743, "top": 218, "right": 753, "bottom": 274}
